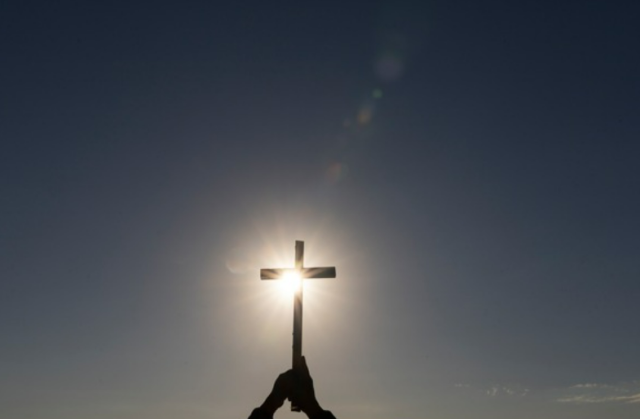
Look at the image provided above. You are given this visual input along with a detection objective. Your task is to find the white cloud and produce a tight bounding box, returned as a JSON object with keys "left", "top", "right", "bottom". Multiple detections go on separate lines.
{"left": 454, "top": 383, "right": 529, "bottom": 398}
{"left": 486, "top": 385, "right": 528, "bottom": 397}
{"left": 557, "top": 381, "right": 640, "bottom": 405}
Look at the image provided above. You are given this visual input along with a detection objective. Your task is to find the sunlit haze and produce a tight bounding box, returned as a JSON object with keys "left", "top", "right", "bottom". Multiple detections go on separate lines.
{"left": 1, "top": 1, "right": 639, "bottom": 419}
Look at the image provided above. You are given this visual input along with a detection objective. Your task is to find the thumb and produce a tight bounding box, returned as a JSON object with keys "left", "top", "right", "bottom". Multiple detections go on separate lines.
{"left": 300, "top": 356, "right": 311, "bottom": 378}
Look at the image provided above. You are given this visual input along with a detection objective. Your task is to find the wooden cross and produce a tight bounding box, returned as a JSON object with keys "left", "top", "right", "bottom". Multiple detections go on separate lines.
{"left": 260, "top": 240, "right": 336, "bottom": 412}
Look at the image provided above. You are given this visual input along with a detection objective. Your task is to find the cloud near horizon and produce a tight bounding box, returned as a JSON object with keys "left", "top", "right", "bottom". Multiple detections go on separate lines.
{"left": 557, "top": 382, "right": 640, "bottom": 404}
{"left": 453, "top": 383, "right": 529, "bottom": 398}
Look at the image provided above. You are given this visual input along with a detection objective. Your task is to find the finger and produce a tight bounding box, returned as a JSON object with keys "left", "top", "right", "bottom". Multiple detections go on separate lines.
{"left": 300, "top": 356, "right": 310, "bottom": 378}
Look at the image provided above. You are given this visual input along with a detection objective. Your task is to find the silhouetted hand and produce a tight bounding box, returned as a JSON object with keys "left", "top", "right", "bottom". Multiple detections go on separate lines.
{"left": 291, "top": 356, "right": 324, "bottom": 417}
{"left": 260, "top": 369, "right": 295, "bottom": 416}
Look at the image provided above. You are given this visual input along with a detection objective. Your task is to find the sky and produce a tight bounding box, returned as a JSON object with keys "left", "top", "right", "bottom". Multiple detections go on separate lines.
{"left": 1, "top": 1, "right": 639, "bottom": 418}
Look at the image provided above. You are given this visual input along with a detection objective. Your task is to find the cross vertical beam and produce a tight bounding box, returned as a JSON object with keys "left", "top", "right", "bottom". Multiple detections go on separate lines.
{"left": 292, "top": 240, "right": 304, "bottom": 412}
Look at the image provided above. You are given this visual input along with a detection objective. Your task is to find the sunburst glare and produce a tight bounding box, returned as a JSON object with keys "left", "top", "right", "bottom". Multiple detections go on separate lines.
{"left": 280, "top": 270, "right": 302, "bottom": 295}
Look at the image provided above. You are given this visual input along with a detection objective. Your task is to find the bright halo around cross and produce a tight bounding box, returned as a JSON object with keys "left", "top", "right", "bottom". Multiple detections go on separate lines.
{"left": 280, "top": 270, "right": 302, "bottom": 294}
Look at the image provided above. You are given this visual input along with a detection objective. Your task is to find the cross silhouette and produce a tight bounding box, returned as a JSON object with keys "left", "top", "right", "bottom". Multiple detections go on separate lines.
{"left": 260, "top": 240, "right": 336, "bottom": 412}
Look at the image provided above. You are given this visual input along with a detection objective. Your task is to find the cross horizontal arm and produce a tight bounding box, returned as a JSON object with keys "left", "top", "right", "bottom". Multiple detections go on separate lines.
{"left": 260, "top": 267, "right": 337, "bottom": 280}
{"left": 260, "top": 268, "right": 293, "bottom": 279}
{"left": 303, "top": 266, "right": 336, "bottom": 278}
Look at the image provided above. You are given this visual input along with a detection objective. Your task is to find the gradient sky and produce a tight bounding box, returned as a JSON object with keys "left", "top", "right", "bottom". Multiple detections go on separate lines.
{"left": 1, "top": 1, "right": 639, "bottom": 418}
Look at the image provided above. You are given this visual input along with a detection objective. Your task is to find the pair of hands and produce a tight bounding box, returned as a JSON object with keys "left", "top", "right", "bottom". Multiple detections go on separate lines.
{"left": 261, "top": 356, "right": 324, "bottom": 417}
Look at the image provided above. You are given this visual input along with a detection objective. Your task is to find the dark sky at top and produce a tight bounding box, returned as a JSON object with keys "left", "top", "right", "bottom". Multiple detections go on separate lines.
{"left": 1, "top": 1, "right": 639, "bottom": 418}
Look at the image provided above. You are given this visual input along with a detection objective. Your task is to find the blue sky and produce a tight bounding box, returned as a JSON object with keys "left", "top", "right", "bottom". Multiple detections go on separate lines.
{"left": 1, "top": 1, "right": 639, "bottom": 418}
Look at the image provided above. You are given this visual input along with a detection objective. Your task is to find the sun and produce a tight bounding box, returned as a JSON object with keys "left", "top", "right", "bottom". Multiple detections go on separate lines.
{"left": 279, "top": 270, "right": 302, "bottom": 294}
